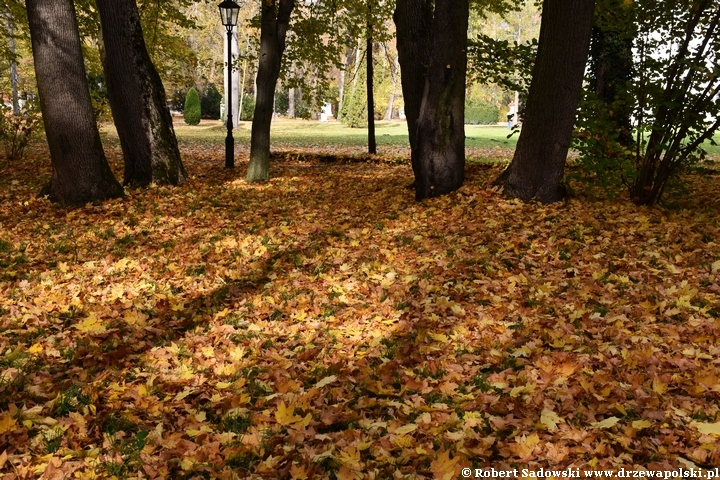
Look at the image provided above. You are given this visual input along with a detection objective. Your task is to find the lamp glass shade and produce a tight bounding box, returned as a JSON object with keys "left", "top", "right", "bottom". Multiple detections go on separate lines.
{"left": 218, "top": 0, "right": 241, "bottom": 27}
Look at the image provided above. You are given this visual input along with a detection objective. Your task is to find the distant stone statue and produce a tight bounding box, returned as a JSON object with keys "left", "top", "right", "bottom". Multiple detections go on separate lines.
{"left": 320, "top": 102, "right": 333, "bottom": 122}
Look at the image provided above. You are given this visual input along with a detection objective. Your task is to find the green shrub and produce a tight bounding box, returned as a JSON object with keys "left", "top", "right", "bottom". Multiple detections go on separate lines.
{"left": 201, "top": 83, "right": 222, "bottom": 120}
{"left": 465, "top": 99, "right": 499, "bottom": 125}
{"left": 240, "top": 96, "right": 255, "bottom": 121}
{"left": 0, "top": 100, "right": 44, "bottom": 162}
{"left": 183, "top": 88, "right": 201, "bottom": 125}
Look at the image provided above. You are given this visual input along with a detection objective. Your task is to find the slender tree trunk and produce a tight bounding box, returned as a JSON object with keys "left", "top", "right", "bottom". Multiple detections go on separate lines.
{"left": 288, "top": 87, "right": 295, "bottom": 118}
{"left": 499, "top": 0, "right": 595, "bottom": 203}
{"left": 367, "top": 19, "right": 376, "bottom": 155}
{"left": 394, "top": 0, "right": 432, "bottom": 158}
{"left": 27, "top": 0, "right": 123, "bottom": 205}
{"left": 97, "top": 0, "right": 186, "bottom": 187}
{"left": 384, "top": 55, "right": 399, "bottom": 121}
{"left": 412, "top": 0, "right": 468, "bottom": 200}
{"left": 247, "top": 0, "right": 294, "bottom": 183}
{"left": 337, "top": 48, "right": 348, "bottom": 121}
{"left": 6, "top": 16, "right": 20, "bottom": 115}
{"left": 240, "top": 59, "right": 247, "bottom": 120}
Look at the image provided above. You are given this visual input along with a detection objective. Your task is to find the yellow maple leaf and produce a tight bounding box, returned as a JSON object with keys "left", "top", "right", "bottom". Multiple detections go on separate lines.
{"left": 541, "top": 408, "right": 563, "bottom": 432}
{"left": 429, "top": 450, "right": 460, "bottom": 480}
{"left": 0, "top": 413, "right": 17, "bottom": 434}
{"left": 75, "top": 314, "right": 106, "bottom": 334}
{"left": 393, "top": 423, "right": 417, "bottom": 435}
{"left": 632, "top": 420, "right": 652, "bottom": 429}
{"left": 339, "top": 446, "right": 362, "bottom": 470}
{"left": 275, "top": 401, "right": 302, "bottom": 426}
{"left": 315, "top": 375, "right": 337, "bottom": 388}
{"left": 691, "top": 421, "right": 720, "bottom": 436}
{"left": 652, "top": 377, "right": 668, "bottom": 395}
{"left": 592, "top": 416, "right": 620, "bottom": 429}
{"left": 289, "top": 464, "right": 309, "bottom": 480}
{"left": 514, "top": 433, "right": 540, "bottom": 458}
{"left": 201, "top": 346, "right": 215, "bottom": 358}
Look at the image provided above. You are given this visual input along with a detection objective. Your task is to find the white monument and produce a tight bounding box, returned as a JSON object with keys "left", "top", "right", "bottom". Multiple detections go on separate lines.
{"left": 320, "top": 102, "right": 333, "bottom": 122}
{"left": 223, "top": 26, "right": 239, "bottom": 127}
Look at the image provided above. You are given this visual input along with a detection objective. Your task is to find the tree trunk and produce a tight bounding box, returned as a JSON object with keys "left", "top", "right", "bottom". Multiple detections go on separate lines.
{"left": 412, "top": 0, "right": 468, "bottom": 200}
{"left": 288, "top": 87, "right": 295, "bottom": 118}
{"left": 247, "top": 0, "right": 294, "bottom": 183}
{"left": 384, "top": 54, "right": 399, "bottom": 121}
{"left": 97, "top": 0, "right": 186, "bottom": 188}
{"left": 590, "top": 0, "right": 635, "bottom": 146}
{"left": 337, "top": 47, "right": 349, "bottom": 121}
{"left": 367, "top": 21, "right": 376, "bottom": 155}
{"left": 7, "top": 16, "right": 20, "bottom": 115}
{"left": 499, "top": 0, "right": 595, "bottom": 203}
{"left": 27, "top": 0, "right": 123, "bottom": 205}
{"left": 394, "top": 0, "right": 432, "bottom": 156}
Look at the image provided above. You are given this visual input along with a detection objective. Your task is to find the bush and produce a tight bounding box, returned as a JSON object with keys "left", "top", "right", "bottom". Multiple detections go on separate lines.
{"left": 201, "top": 83, "right": 221, "bottom": 120}
{"left": 0, "top": 100, "right": 44, "bottom": 162}
{"left": 171, "top": 90, "right": 185, "bottom": 112}
{"left": 465, "top": 100, "right": 499, "bottom": 125}
{"left": 240, "top": 96, "right": 255, "bottom": 121}
{"left": 183, "top": 88, "right": 201, "bottom": 125}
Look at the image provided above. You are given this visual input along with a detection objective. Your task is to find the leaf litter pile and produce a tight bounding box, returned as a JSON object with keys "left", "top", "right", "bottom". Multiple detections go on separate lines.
{"left": 1, "top": 141, "right": 720, "bottom": 479}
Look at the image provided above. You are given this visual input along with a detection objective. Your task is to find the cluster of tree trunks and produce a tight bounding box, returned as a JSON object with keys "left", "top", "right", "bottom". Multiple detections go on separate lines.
{"left": 27, "top": 0, "right": 124, "bottom": 205}
{"left": 26, "top": 0, "right": 185, "bottom": 205}
{"left": 28, "top": 0, "right": 595, "bottom": 207}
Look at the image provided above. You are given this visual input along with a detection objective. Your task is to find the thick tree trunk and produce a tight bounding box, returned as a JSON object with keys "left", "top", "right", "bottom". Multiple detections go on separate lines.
{"left": 412, "top": 0, "right": 468, "bottom": 200}
{"left": 27, "top": 0, "right": 123, "bottom": 205}
{"left": 394, "top": 0, "right": 432, "bottom": 156}
{"left": 499, "top": 0, "right": 595, "bottom": 203}
{"left": 97, "top": 0, "right": 186, "bottom": 188}
{"left": 247, "top": 0, "right": 294, "bottom": 183}
{"left": 367, "top": 26, "right": 376, "bottom": 155}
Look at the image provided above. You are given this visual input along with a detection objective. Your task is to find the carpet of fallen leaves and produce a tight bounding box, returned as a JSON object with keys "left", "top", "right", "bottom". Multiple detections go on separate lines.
{"left": 1, "top": 140, "right": 720, "bottom": 480}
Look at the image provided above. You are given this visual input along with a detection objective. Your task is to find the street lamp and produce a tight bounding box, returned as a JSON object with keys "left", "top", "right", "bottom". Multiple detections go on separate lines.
{"left": 219, "top": 0, "right": 241, "bottom": 168}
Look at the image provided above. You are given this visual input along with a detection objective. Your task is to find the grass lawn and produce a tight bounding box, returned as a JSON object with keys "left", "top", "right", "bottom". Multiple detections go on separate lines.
{"left": 1, "top": 121, "right": 720, "bottom": 477}
{"left": 166, "top": 118, "right": 719, "bottom": 161}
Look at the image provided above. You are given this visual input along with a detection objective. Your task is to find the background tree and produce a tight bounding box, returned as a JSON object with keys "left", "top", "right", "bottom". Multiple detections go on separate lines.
{"left": 498, "top": 0, "right": 595, "bottom": 203}
{"left": 571, "top": 0, "right": 636, "bottom": 195}
{"left": 26, "top": 0, "right": 123, "bottom": 205}
{"left": 97, "top": 0, "right": 186, "bottom": 188}
{"left": 184, "top": 87, "right": 201, "bottom": 125}
{"left": 246, "top": 0, "right": 294, "bottom": 183}
{"left": 628, "top": 0, "right": 720, "bottom": 205}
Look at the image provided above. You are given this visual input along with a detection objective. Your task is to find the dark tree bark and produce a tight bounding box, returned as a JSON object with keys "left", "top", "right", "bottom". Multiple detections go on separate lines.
{"left": 590, "top": 0, "right": 635, "bottom": 146}
{"left": 394, "top": 0, "right": 432, "bottom": 158}
{"left": 27, "top": 0, "right": 123, "bottom": 205}
{"left": 247, "top": 0, "right": 294, "bottom": 183}
{"left": 499, "top": 0, "right": 595, "bottom": 203}
{"left": 366, "top": 21, "right": 376, "bottom": 155}
{"left": 395, "top": 0, "right": 466, "bottom": 200}
{"left": 412, "top": 0, "right": 468, "bottom": 200}
{"left": 97, "top": 0, "right": 186, "bottom": 188}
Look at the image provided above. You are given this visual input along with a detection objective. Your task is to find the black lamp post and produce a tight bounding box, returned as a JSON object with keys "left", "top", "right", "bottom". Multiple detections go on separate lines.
{"left": 219, "top": 0, "right": 241, "bottom": 169}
